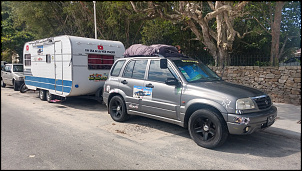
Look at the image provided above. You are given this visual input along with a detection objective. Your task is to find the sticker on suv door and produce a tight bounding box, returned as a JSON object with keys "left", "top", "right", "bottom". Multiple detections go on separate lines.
{"left": 133, "top": 86, "right": 152, "bottom": 99}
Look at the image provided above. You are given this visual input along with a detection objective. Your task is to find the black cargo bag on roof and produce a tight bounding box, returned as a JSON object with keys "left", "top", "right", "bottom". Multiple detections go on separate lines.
{"left": 123, "top": 44, "right": 183, "bottom": 57}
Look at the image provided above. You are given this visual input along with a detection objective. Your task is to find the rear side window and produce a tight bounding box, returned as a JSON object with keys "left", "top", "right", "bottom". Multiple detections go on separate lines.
{"left": 110, "top": 60, "right": 125, "bottom": 76}
{"left": 88, "top": 54, "right": 114, "bottom": 70}
{"left": 123, "top": 60, "right": 148, "bottom": 79}
{"left": 24, "top": 54, "right": 31, "bottom": 66}
{"left": 46, "top": 54, "right": 51, "bottom": 63}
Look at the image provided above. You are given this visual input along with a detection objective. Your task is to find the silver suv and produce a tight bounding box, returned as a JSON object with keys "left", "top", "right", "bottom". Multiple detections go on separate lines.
{"left": 1, "top": 63, "right": 24, "bottom": 91}
{"left": 103, "top": 55, "right": 277, "bottom": 148}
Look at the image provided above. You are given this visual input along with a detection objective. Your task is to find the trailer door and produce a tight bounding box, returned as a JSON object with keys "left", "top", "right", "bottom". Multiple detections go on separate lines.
{"left": 54, "top": 41, "right": 63, "bottom": 94}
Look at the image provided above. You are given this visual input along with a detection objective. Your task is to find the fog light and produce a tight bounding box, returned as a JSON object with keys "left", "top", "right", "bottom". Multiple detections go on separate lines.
{"left": 244, "top": 126, "right": 250, "bottom": 133}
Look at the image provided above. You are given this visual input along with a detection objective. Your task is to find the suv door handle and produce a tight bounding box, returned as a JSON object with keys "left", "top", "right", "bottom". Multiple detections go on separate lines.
{"left": 121, "top": 80, "right": 128, "bottom": 84}
{"left": 145, "top": 83, "right": 154, "bottom": 88}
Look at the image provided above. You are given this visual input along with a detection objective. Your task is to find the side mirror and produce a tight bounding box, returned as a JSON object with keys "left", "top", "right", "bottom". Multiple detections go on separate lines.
{"left": 160, "top": 59, "right": 167, "bottom": 69}
{"left": 165, "top": 77, "right": 180, "bottom": 86}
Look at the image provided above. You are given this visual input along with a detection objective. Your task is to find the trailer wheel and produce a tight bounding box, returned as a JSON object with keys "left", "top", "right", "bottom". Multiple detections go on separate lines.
{"left": 46, "top": 91, "right": 53, "bottom": 103}
{"left": 1, "top": 79, "right": 6, "bottom": 88}
{"left": 109, "top": 95, "right": 129, "bottom": 122}
{"left": 20, "top": 83, "right": 28, "bottom": 93}
{"left": 39, "top": 89, "right": 46, "bottom": 101}
{"left": 188, "top": 109, "right": 228, "bottom": 149}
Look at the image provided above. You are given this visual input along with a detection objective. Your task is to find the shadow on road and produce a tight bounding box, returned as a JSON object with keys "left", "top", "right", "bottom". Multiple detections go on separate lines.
{"left": 17, "top": 90, "right": 301, "bottom": 158}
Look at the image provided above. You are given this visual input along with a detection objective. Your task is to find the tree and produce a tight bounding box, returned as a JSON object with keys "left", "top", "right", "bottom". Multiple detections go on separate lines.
{"left": 1, "top": 1, "right": 35, "bottom": 63}
{"left": 250, "top": 1, "right": 301, "bottom": 66}
{"left": 270, "top": 1, "right": 285, "bottom": 66}
{"left": 130, "top": 1, "right": 251, "bottom": 66}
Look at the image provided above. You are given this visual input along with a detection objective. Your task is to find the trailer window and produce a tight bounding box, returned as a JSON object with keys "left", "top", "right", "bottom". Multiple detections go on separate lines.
{"left": 24, "top": 54, "right": 31, "bottom": 66}
{"left": 88, "top": 54, "right": 114, "bottom": 70}
{"left": 46, "top": 54, "right": 51, "bottom": 63}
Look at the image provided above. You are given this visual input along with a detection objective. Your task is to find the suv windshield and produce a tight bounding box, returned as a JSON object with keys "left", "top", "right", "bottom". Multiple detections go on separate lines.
{"left": 173, "top": 59, "right": 221, "bottom": 82}
{"left": 13, "top": 65, "right": 23, "bottom": 72}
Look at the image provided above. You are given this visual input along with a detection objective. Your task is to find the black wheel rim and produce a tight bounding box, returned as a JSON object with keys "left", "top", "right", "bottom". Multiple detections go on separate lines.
{"left": 192, "top": 117, "right": 216, "bottom": 142}
{"left": 111, "top": 99, "right": 123, "bottom": 118}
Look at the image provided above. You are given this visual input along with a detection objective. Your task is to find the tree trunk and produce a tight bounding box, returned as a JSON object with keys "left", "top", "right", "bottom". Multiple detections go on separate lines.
{"left": 270, "top": 1, "right": 285, "bottom": 66}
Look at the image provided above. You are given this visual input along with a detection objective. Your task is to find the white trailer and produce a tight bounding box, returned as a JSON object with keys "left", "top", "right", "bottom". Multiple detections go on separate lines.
{"left": 22, "top": 35, "right": 125, "bottom": 102}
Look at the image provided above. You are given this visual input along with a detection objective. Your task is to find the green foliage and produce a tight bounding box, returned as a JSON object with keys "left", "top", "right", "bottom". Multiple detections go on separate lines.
{"left": 1, "top": 1, "right": 35, "bottom": 63}
{"left": 1, "top": 1, "right": 300, "bottom": 67}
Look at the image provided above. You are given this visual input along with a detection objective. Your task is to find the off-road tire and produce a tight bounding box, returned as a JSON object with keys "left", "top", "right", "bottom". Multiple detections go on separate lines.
{"left": 188, "top": 109, "right": 229, "bottom": 149}
{"left": 109, "top": 95, "right": 130, "bottom": 122}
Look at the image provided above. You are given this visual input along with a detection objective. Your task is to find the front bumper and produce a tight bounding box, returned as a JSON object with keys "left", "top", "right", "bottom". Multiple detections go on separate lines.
{"left": 15, "top": 80, "right": 24, "bottom": 87}
{"left": 227, "top": 106, "right": 277, "bottom": 135}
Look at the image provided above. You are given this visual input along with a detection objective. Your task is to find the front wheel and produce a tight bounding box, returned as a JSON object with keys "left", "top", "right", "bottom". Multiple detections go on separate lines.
{"left": 13, "top": 81, "right": 19, "bottom": 91}
{"left": 109, "top": 95, "right": 129, "bottom": 122}
{"left": 188, "top": 109, "right": 229, "bottom": 149}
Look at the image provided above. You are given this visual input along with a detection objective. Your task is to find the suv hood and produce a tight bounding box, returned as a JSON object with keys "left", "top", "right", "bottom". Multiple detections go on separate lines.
{"left": 14, "top": 72, "right": 24, "bottom": 77}
{"left": 189, "top": 81, "right": 264, "bottom": 99}
{"left": 184, "top": 81, "right": 267, "bottom": 113}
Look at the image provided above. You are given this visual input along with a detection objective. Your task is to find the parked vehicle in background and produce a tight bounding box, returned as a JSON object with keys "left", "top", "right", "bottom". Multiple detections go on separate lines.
{"left": 22, "top": 35, "right": 125, "bottom": 103}
{"left": 279, "top": 56, "right": 301, "bottom": 66}
{"left": 1, "top": 61, "right": 8, "bottom": 70}
{"left": 1, "top": 63, "right": 24, "bottom": 91}
{"left": 103, "top": 44, "right": 278, "bottom": 149}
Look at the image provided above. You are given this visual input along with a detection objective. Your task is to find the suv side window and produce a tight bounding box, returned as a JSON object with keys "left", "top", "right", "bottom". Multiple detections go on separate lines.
{"left": 123, "top": 60, "right": 147, "bottom": 79}
{"left": 110, "top": 60, "right": 125, "bottom": 76}
{"left": 148, "top": 60, "right": 176, "bottom": 82}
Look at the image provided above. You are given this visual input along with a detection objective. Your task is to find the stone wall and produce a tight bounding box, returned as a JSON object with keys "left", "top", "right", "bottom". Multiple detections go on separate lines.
{"left": 208, "top": 66, "right": 301, "bottom": 105}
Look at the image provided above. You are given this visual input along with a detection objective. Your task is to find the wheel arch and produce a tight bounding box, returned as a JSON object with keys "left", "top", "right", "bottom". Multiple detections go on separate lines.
{"left": 183, "top": 103, "right": 227, "bottom": 128}
{"left": 107, "top": 91, "right": 126, "bottom": 114}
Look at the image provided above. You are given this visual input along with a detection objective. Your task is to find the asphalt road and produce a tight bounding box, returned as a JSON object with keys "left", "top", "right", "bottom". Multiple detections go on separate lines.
{"left": 1, "top": 86, "right": 301, "bottom": 170}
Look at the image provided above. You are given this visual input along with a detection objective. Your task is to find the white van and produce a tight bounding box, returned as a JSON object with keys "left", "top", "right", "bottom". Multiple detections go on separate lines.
{"left": 22, "top": 35, "right": 125, "bottom": 102}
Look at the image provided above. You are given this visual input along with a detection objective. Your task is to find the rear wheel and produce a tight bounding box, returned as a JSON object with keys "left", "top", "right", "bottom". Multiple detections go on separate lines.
{"left": 109, "top": 95, "right": 129, "bottom": 122}
{"left": 46, "top": 91, "right": 53, "bottom": 103}
{"left": 13, "top": 80, "right": 18, "bottom": 91}
{"left": 188, "top": 109, "right": 229, "bottom": 149}
{"left": 39, "top": 89, "right": 46, "bottom": 101}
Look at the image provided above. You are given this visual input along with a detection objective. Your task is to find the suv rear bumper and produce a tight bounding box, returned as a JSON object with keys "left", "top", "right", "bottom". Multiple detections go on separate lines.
{"left": 226, "top": 106, "right": 277, "bottom": 135}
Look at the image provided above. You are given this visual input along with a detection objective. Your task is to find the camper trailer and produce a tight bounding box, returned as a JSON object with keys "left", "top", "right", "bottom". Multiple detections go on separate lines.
{"left": 22, "top": 35, "right": 125, "bottom": 102}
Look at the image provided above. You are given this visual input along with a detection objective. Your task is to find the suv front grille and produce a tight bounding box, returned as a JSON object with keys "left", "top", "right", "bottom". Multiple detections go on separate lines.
{"left": 252, "top": 95, "right": 272, "bottom": 110}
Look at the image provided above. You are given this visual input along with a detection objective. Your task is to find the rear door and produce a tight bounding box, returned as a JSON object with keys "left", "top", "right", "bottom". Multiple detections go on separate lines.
{"left": 119, "top": 59, "right": 148, "bottom": 112}
{"left": 141, "top": 59, "right": 182, "bottom": 120}
{"left": 54, "top": 40, "right": 63, "bottom": 94}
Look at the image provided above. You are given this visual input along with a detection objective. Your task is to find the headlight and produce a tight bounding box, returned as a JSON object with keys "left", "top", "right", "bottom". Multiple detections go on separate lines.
{"left": 236, "top": 98, "right": 255, "bottom": 110}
